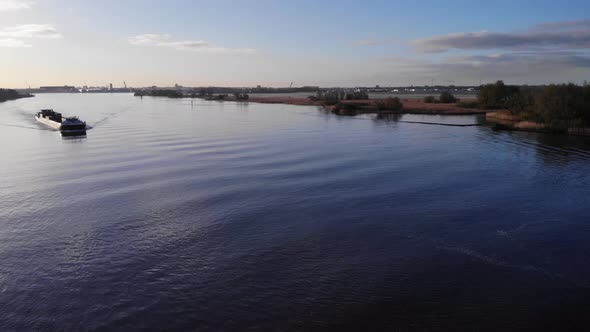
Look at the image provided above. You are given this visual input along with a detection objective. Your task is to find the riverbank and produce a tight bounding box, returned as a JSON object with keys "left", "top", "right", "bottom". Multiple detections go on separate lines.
{"left": 136, "top": 92, "right": 590, "bottom": 136}
{"left": 486, "top": 110, "right": 590, "bottom": 136}
{"left": 250, "top": 95, "right": 590, "bottom": 136}
{"left": 248, "top": 96, "right": 491, "bottom": 115}
{"left": 0, "top": 89, "right": 34, "bottom": 103}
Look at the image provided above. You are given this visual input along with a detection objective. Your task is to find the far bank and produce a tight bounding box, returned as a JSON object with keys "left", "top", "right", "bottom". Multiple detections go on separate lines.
{"left": 0, "top": 89, "right": 34, "bottom": 103}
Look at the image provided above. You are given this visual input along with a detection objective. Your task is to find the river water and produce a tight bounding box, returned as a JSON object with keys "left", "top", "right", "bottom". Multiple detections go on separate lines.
{"left": 1, "top": 93, "right": 590, "bottom": 331}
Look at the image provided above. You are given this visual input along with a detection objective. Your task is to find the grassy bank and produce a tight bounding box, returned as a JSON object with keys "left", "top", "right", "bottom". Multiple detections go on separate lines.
{"left": 246, "top": 95, "right": 487, "bottom": 115}
{"left": 133, "top": 89, "right": 487, "bottom": 115}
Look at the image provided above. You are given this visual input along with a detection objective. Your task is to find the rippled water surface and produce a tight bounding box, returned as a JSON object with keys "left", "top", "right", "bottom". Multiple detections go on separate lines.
{"left": 1, "top": 94, "right": 590, "bottom": 331}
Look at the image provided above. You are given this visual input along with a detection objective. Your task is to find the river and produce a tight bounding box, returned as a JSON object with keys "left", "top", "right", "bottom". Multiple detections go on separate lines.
{"left": 1, "top": 93, "right": 590, "bottom": 330}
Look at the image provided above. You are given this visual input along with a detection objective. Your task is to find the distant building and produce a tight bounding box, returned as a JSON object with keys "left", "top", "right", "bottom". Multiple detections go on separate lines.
{"left": 39, "top": 85, "right": 77, "bottom": 93}
{"left": 109, "top": 83, "right": 113, "bottom": 91}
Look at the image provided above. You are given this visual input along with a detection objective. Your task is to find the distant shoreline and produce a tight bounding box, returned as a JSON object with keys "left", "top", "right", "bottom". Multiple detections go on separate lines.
{"left": 130, "top": 86, "right": 590, "bottom": 137}
{"left": 0, "top": 89, "right": 34, "bottom": 103}
{"left": 133, "top": 90, "right": 489, "bottom": 115}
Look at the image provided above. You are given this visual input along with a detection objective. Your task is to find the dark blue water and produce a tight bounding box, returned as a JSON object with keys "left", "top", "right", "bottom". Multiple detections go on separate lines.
{"left": 1, "top": 94, "right": 590, "bottom": 331}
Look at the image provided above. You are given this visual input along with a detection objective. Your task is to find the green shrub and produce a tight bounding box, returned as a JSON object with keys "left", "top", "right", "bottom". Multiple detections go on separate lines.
{"left": 423, "top": 96, "right": 436, "bottom": 103}
{"left": 323, "top": 94, "right": 340, "bottom": 106}
{"left": 345, "top": 91, "right": 369, "bottom": 100}
{"left": 439, "top": 91, "right": 458, "bottom": 103}
{"left": 508, "top": 88, "right": 536, "bottom": 115}
{"left": 535, "top": 84, "right": 590, "bottom": 128}
{"left": 375, "top": 97, "right": 403, "bottom": 111}
{"left": 478, "top": 80, "right": 520, "bottom": 109}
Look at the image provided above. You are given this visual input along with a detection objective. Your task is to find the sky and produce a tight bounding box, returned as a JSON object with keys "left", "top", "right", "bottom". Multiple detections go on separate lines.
{"left": 1, "top": 0, "right": 590, "bottom": 88}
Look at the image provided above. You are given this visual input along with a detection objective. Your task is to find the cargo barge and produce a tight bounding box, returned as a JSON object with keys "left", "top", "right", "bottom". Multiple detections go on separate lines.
{"left": 35, "top": 109, "right": 86, "bottom": 136}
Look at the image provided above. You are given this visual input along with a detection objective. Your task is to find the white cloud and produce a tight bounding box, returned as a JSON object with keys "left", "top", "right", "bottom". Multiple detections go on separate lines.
{"left": 0, "top": 0, "right": 33, "bottom": 11}
{"left": 354, "top": 39, "right": 382, "bottom": 46}
{"left": 0, "top": 24, "right": 63, "bottom": 39}
{"left": 0, "top": 24, "right": 62, "bottom": 48}
{"left": 129, "top": 34, "right": 256, "bottom": 54}
{"left": 0, "top": 38, "right": 31, "bottom": 47}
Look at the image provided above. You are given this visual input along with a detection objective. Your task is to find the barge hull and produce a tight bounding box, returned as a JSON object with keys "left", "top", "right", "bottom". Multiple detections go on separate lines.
{"left": 35, "top": 116, "right": 62, "bottom": 130}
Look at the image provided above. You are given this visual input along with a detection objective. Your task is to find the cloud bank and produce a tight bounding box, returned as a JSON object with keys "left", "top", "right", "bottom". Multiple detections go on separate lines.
{"left": 412, "top": 19, "right": 590, "bottom": 53}
{"left": 129, "top": 34, "right": 256, "bottom": 54}
{"left": 0, "top": 24, "right": 63, "bottom": 47}
{"left": 378, "top": 52, "right": 590, "bottom": 84}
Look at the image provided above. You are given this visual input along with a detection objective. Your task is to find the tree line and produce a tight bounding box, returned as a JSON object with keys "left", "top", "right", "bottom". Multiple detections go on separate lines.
{"left": 478, "top": 81, "right": 590, "bottom": 129}
{"left": 423, "top": 91, "right": 458, "bottom": 104}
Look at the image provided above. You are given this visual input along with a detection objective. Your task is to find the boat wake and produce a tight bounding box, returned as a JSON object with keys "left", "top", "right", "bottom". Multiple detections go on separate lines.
{"left": 90, "top": 107, "right": 132, "bottom": 128}
{"left": 0, "top": 122, "right": 46, "bottom": 131}
{"left": 89, "top": 117, "right": 109, "bottom": 128}
{"left": 432, "top": 240, "right": 590, "bottom": 288}
{"left": 401, "top": 232, "right": 588, "bottom": 288}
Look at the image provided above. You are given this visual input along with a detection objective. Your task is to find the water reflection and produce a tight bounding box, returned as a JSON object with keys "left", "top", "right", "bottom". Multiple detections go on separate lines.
{"left": 372, "top": 111, "right": 590, "bottom": 166}
{"left": 491, "top": 129, "right": 590, "bottom": 166}
{"left": 373, "top": 112, "right": 485, "bottom": 126}
{"left": 375, "top": 113, "right": 403, "bottom": 122}
{"left": 61, "top": 135, "right": 87, "bottom": 142}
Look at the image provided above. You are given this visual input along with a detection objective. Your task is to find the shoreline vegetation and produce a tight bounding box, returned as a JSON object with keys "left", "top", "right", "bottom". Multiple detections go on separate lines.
{"left": 478, "top": 81, "right": 590, "bottom": 135}
{"left": 134, "top": 82, "right": 590, "bottom": 136}
{"left": 0, "top": 89, "right": 34, "bottom": 103}
{"left": 134, "top": 89, "right": 489, "bottom": 115}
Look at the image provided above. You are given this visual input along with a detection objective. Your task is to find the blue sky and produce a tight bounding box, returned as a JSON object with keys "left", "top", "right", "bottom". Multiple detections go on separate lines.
{"left": 1, "top": 0, "right": 589, "bottom": 87}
